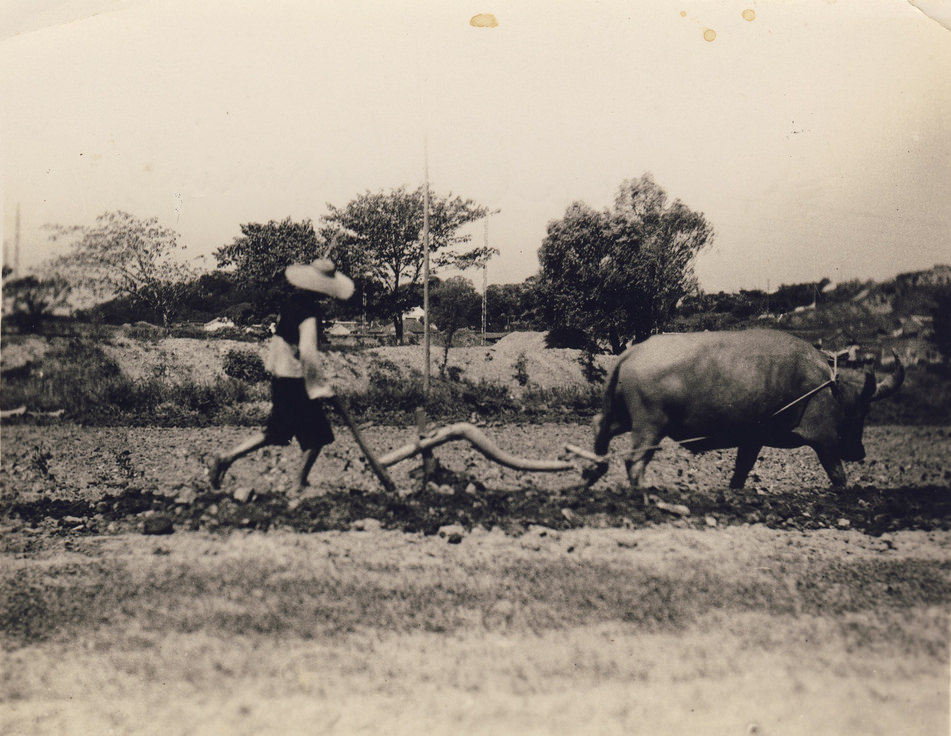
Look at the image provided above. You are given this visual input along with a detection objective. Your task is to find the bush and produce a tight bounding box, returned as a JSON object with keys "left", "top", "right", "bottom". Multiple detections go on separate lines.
{"left": 344, "top": 361, "right": 516, "bottom": 425}
{"left": 0, "top": 338, "right": 269, "bottom": 426}
{"left": 123, "top": 322, "right": 164, "bottom": 342}
{"left": 223, "top": 349, "right": 268, "bottom": 383}
{"left": 544, "top": 327, "right": 594, "bottom": 350}
{"left": 1, "top": 338, "right": 125, "bottom": 420}
{"left": 521, "top": 384, "right": 602, "bottom": 419}
{"left": 578, "top": 349, "right": 606, "bottom": 385}
{"left": 513, "top": 354, "right": 529, "bottom": 386}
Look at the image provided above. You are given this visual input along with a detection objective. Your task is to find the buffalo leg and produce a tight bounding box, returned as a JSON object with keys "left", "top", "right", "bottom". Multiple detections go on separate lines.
{"left": 624, "top": 454, "right": 653, "bottom": 507}
{"left": 730, "top": 444, "right": 762, "bottom": 489}
{"left": 624, "top": 429, "right": 662, "bottom": 503}
{"left": 584, "top": 413, "right": 628, "bottom": 486}
{"left": 815, "top": 448, "right": 847, "bottom": 488}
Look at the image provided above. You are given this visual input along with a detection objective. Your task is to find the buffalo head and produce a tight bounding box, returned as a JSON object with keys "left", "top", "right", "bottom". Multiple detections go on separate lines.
{"left": 838, "top": 354, "right": 904, "bottom": 462}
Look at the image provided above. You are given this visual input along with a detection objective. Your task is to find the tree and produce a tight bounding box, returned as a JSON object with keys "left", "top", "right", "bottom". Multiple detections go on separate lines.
{"left": 430, "top": 276, "right": 481, "bottom": 375}
{"left": 441, "top": 239, "right": 499, "bottom": 343}
{"left": 485, "top": 282, "right": 544, "bottom": 332}
{"left": 537, "top": 174, "right": 714, "bottom": 352}
{"left": 3, "top": 275, "right": 71, "bottom": 332}
{"left": 322, "top": 186, "right": 489, "bottom": 343}
{"left": 484, "top": 284, "right": 521, "bottom": 332}
{"left": 47, "top": 211, "right": 194, "bottom": 327}
{"left": 215, "top": 218, "right": 321, "bottom": 319}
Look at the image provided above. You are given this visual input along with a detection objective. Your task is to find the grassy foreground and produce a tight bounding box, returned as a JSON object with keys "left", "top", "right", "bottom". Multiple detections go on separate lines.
{"left": 2, "top": 527, "right": 948, "bottom": 735}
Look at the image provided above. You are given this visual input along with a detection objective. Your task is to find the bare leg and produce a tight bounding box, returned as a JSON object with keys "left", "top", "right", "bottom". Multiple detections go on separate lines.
{"left": 208, "top": 431, "right": 269, "bottom": 489}
{"left": 730, "top": 444, "right": 762, "bottom": 489}
{"left": 296, "top": 447, "right": 321, "bottom": 493}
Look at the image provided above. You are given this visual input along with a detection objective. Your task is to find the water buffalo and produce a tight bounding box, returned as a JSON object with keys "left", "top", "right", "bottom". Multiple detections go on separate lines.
{"left": 584, "top": 329, "right": 903, "bottom": 494}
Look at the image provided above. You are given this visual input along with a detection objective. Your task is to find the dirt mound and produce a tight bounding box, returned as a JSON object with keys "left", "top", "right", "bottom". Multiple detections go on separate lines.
{"left": 90, "top": 332, "right": 613, "bottom": 393}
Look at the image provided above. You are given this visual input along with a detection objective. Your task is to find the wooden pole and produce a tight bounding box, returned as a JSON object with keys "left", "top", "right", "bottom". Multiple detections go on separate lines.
{"left": 482, "top": 218, "right": 488, "bottom": 346}
{"left": 422, "top": 139, "right": 431, "bottom": 396}
{"left": 329, "top": 396, "right": 395, "bottom": 493}
{"left": 415, "top": 407, "right": 437, "bottom": 492}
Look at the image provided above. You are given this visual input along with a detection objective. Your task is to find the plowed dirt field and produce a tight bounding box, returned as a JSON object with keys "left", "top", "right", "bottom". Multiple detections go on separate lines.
{"left": 2, "top": 422, "right": 950, "bottom": 735}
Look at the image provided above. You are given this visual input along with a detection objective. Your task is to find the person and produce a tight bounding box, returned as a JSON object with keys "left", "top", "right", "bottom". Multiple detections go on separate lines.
{"left": 207, "top": 257, "right": 354, "bottom": 494}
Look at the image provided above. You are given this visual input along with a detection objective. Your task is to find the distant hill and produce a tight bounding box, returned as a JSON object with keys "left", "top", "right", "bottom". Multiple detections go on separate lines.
{"left": 672, "top": 264, "right": 949, "bottom": 365}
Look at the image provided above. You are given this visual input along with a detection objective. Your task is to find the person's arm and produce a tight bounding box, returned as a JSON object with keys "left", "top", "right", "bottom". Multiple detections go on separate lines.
{"left": 298, "top": 317, "right": 333, "bottom": 399}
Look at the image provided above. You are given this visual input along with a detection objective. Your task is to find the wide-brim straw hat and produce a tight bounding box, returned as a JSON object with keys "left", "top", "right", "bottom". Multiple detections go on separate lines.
{"left": 285, "top": 258, "right": 355, "bottom": 300}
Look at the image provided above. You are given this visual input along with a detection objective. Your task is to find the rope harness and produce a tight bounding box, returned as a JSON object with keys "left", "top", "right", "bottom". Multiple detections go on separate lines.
{"left": 590, "top": 352, "right": 842, "bottom": 465}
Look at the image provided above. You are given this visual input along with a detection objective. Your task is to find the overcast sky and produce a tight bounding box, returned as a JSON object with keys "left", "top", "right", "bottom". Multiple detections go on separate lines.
{"left": 2, "top": 0, "right": 949, "bottom": 293}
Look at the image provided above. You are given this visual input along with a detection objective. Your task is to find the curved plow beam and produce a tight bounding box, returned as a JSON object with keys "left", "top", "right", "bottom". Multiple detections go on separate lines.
{"left": 378, "top": 423, "right": 576, "bottom": 473}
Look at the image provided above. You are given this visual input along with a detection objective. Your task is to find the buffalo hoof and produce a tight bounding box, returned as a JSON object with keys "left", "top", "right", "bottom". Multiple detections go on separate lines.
{"left": 582, "top": 462, "right": 609, "bottom": 485}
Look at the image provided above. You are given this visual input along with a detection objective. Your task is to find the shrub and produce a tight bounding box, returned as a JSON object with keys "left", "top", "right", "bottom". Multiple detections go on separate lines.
{"left": 544, "top": 327, "right": 593, "bottom": 350}
{"left": 578, "top": 349, "right": 607, "bottom": 385}
{"left": 344, "top": 363, "right": 515, "bottom": 425}
{"left": 123, "top": 322, "right": 164, "bottom": 342}
{"left": 0, "top": 337, "right": 270, "bottom": 426}
{"left": 367, "top": 357, "right": 402, "bottom": 391}
{"left": 223, "top": 349, "right": 268, "bottom": 383}
{"left": 522, "top": 384, "right": 602, "bottom": 419}
{"left": 513, "top": 354, "right": 529, "bottom": 386}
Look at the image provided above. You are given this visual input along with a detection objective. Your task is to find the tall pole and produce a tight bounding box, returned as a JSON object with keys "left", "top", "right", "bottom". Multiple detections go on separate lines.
{"left": 422, "top": 140, "right": 431, "bottom": 396}
{"left": 482, "top": 218, "right": 488, "bottom": 346}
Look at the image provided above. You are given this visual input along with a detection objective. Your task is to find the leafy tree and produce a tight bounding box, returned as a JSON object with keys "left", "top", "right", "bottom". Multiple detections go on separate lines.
{"left": 47, "top": 211, "right": 194, "bottom": 327}
{"left": 771, "top": 282, "right": 819, "bottom": 313}
{"left": 430, "top": 276, "right": 481, "bottom": 375}
{"left": 3, "top": 275, "right": 71, "bottom": 332}
{"left": 484, "top": 283, "right": 522, "bottom": 332}
{"left": 214, "top": 218, "right": 321, "bottom": 319}
{"left": 322, "top": 186, "right": 489, "bottom": 343}
{"left": 537, "top": 174, "right": 713, "bottom": 352}
{"left": 485, "top": 281, "right": 546, "bottom": 332}
{"left": 177, "top": 270, "right": 240, "bottom": 322}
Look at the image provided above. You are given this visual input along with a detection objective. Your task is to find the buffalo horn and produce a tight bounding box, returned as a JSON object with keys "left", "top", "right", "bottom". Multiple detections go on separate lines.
{"left": 870, "top": 352, "right": 905, "bottom": 402}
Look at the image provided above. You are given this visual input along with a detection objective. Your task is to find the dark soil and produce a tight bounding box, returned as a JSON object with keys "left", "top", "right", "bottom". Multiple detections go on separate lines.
{"left": 2, "top": 424, "right": 949, "bottom": 540}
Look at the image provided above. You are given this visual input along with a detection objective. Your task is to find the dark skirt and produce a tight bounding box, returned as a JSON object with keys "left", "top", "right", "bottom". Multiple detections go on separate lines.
{"left": 265, "top": 378, "right": 334, "bottom": 451}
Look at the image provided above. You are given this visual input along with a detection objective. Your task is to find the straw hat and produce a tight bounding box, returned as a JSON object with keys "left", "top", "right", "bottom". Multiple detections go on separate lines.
{"left": 284, "top": 258, "right": 355, "bottom": 300}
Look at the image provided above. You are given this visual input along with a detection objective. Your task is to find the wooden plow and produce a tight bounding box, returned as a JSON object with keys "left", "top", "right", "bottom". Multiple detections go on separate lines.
{"left": 330, "top": 399, "right": 580, "bottom": 493}
{"left": 330, "top": 405, "right": 690, "bottom": 515}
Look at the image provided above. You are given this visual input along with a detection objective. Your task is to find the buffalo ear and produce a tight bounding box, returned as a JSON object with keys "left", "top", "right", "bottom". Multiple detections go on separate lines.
{"left": 861, "top": 372, "right": 877, "bottom": 402}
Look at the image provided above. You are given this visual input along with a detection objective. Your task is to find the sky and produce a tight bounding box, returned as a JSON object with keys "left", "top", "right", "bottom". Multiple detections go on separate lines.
{"left": 1, "top": 0, "right": 949, "bottom": 294}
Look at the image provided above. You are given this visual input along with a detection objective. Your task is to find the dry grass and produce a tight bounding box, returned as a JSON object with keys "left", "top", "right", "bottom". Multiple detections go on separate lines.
{"left": 2, "top": 528, "right": 948, "bottom": 735}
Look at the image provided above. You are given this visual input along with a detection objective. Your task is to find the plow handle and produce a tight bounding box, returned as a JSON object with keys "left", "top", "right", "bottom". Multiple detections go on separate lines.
{"left": 330, "top": 396, "right": 396, "bottom": 493}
